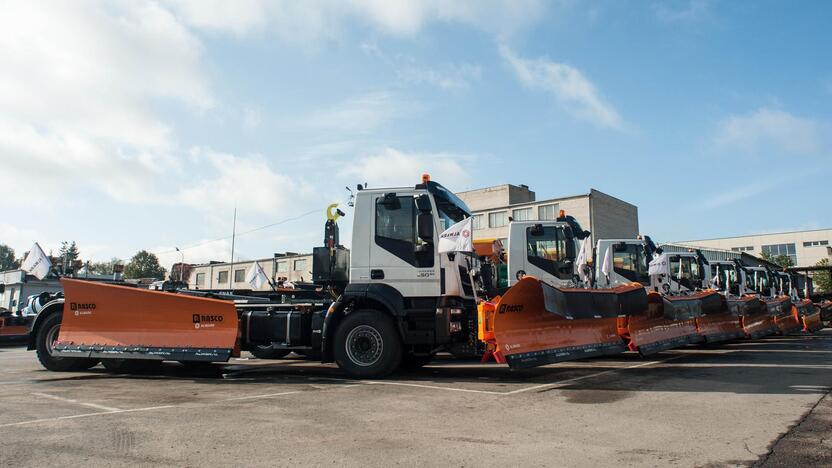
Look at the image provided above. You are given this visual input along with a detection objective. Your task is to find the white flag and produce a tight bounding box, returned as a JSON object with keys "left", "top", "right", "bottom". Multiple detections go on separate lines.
{"left": 437, "top": 217, "right": 473, "bottom": 254}
{"left": 245, "top": 262, "right": 268, "bottom": 290}
{"left": 574, "top": 237, "right": 592, "bottom": 282}
{"left": 648, "top": 253, "right": 670, "bottom": 276}
{"left": 21, "top": 242, "right": 52, "bottom": 280}
{"left": 600, "top": 246, "right": 613, "bottom": 281}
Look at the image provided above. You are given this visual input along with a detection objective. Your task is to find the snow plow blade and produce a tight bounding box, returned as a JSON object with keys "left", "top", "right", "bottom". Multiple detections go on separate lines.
{"left": 768, "top": 297, "right": 801, "bottom": 335}
{"left": 695, "top": 293, "right": 745, "bottom": 343}
{"left": 618, "top": 291, "right": 705, "bottom": 356}
{"left": 733, "top": 296, "right": 777, "bottom": 339}
{"left": 490, "top": 277, "right": 646, "bottom": 369}
{"left": 54, "top": 278, "right": 239, "bottom": 362}
{"left": 796, "top": 299, "right": 823, "bottom": 333}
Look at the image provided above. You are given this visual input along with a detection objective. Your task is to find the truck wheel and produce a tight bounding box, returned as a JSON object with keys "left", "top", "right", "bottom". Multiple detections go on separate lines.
{"left": 35, "top": 312, "right": 98, "bottom": 371}
{"left": 249, "top": 344, "right": 291, "bottom": 359}
{"left": 334, "top": 309, "right": 402, "bottom": 378}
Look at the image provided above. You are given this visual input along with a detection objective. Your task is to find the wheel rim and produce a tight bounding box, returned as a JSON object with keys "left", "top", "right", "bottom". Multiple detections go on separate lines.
{"left": 45, "top": 323, "right": 61, "bottom": 357}
{"left": 345, "top": 325, "right": 383, "bottom": 367}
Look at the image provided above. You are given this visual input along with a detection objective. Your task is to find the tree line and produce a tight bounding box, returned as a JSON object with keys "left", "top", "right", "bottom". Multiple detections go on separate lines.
{"left": 0, "top": 242, "right": 168, "bottom": 280}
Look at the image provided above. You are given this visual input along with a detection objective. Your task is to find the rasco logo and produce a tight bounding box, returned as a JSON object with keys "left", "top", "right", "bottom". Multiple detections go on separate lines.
{"left": 70, "top": 302, "right": 96, "bottom": 316}
{"left": 192, "top": 314, "right": 223, "bottom": 329}
{"left": 497, "top": 304, "right": 524, "bottom": 314}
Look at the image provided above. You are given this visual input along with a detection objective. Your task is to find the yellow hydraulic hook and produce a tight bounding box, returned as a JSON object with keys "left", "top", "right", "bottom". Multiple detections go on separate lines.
{"left": 326, "top": 203, "right": 342, "bottom": 222}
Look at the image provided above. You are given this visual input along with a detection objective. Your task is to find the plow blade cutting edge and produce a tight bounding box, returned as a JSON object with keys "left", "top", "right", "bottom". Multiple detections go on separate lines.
{"left": 490, "top": 277, "right": 647, "bottom": 369}
{"left": 54, "top": 279, "right": 239, "bottom": 362}
{"left": 618, "top": 291, "right": 706, "bottom": 356}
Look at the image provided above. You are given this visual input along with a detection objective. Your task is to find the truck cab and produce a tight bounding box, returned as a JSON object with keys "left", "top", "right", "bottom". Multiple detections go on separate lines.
{"left": 505, "top": 215, "right": 590, "bottom": 287}
{"left": 594, "top": 238, "right": 658, "bottom": 288}
{"left": 648, "top": 251, "right": 707, "bottom": 294}
{"left": 325, "top": 177, "right": 478, "bottom": 375}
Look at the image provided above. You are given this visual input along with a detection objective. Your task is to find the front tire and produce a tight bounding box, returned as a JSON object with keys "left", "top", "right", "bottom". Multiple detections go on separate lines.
{"left": 35, "top": 312, "right": 98, "bottom": 371}
{"left": 334, "top": 310, "right": 402, "bottom": 378}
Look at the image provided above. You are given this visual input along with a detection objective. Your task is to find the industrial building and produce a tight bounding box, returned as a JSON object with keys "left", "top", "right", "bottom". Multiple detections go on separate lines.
{"left": 187, "top": 252, "right": 313, "bottom": 291}
{"left": 456, "top": 184, "right": 639, "bottom": 245}
{"left": 674, "top": 229, "right": 832, "bottom": 268}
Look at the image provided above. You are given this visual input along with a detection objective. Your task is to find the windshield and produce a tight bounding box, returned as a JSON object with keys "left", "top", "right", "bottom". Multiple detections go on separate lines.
{"left": 711, "top": 263, "right": 737, "bottom": 289}
{"left": 612, "top": 243, "right": 649, "bottom": 284}
{"left": 428, "top": 182, "right": 471, "bottom": 230}
{"left": 780, "top": 274, "right": 791, "bottom": 293}
{"left": 670, "top": 255, "right": 704, "bottom": 289}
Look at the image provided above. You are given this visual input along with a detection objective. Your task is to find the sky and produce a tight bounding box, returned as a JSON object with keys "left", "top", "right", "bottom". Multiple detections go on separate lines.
{"left": 1, "top": 0, "right": 830, "bottom": 269}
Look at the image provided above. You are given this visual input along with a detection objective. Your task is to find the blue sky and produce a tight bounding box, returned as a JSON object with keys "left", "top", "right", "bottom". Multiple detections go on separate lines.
{"left": 2, "top": 0, "right": 830, "bottom": 268}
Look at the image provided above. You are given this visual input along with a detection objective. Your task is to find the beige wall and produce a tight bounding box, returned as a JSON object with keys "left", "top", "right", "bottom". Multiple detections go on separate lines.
{"left": 677, "top": 229, "right": 832, "bottom": 267}
{"left": 469, "top": 195, "right": 591, "bottom": 242}
{"left": 589, "top": 189, "right": 640, "bottom": 242}
{"left": 457, "top": 184, "right": 535, "bottom": 212}
{"left": 188, "top": 254, "right": 313, "bottom": 290}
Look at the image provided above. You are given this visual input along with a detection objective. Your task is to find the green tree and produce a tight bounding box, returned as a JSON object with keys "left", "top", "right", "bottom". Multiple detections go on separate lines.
{"left": 0, "top": 244, "right": 20, "bottom": 271}
{"left": 88, "top": 258, "right": 123, "bottom": 276}
{"left": 760, "top": 251, "right": 794, "bottom": 268}
{"left": 815, "top": 258, "right": 832, "bottom": 293}
{"left": 59, "top": 241, "right": 80, "bottom": 263}
{"left": 123, "top": 250, "right": 166, "bottom": 279}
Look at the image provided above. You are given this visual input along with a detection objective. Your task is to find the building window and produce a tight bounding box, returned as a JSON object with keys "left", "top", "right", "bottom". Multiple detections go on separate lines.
{"left": 803, "top": 240, "right": 829, "bottom": 247}
{"left": 512, "top": 207, "right": 532, "bottom": 221}
{"left": 538, "top": 204, "right": 559, "bottom": 220}
{"left": 730, "top": 246, "right": 754, "bottom": 252}
{"left": 277, "top": 261, "right": 288, "bottom": 273}
{"left": 471, "top": 214, "right": 484, "bottom": 230}
{"left": 234, "top": 269, "right": 245, "bottom": 283}
{"left": 217, "top": 271, "right": 228, "bottom": 284}
{"left": 293, "top": 259, "right": 308, "bottom": 272}
{"left": 195, "top": 273, "right": 205, "bottom": 286}
{"left": 488, "top": 211, "right": 507, "bottom": 228}
{"left": 761, "top": 243, "right": 797, "bottom": 265}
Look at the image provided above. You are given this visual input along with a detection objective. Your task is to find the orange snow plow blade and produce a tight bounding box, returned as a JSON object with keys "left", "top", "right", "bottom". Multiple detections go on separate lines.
{"left": 54, "top": 278, "right": 239, "bottom": 362}
{"left": 795, "top": 299, "right": 823, "bottom": 333}
{"left": 734, "top": 296, "right": 777, "bottom": 339}
{"left": 487, "top": 277, "right": 646, "bottom": 369}
{"left": 694, "top": 293, "right": 745, "bottom": 344}
{"left": 768, "top": 296, "right": 800, "bottom": 335}
{"left": 618, "top": 291, "right": 706, "bottom": 355}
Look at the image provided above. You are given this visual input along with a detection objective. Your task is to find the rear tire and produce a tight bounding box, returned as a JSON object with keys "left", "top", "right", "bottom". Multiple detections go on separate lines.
{"left": 334, "top": 309, "right": 402, "bottom": 378}
{"left": 249, "top": 344, "right": 291, "bottom": 359}
{"left": 35, "top": 312, "right": 98, "bottom": 371}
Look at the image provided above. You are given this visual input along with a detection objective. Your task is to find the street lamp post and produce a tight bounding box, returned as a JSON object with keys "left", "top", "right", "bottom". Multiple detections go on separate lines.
{"left": 175, "top": 247, "right": 185, "bottom": 286}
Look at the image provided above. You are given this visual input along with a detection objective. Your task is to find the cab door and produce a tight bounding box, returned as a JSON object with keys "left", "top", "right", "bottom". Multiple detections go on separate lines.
{"left": 369, "top": 191, "right": 440, "bottom": 298}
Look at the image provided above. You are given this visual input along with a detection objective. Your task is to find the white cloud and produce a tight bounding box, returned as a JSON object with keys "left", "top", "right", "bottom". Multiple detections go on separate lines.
{"left": 296, "top": 91, "right": 417, "bottom": 134}
{"left": 361, "top": 42, "right": 482, "bottom": 90}
{"left": 175, "top": 148, "right": 316, "bottom": 216}
{"left": 343, "top": 147, "right": 473, "bottom": 189}
{"left": 653, "top": 0, "right": 710, "bottom": 22}
{"left": 499, "top": 44, "right": 625, "bottom": 130}
{"left": 0, "top": 1, "right": 211, "bottom": 202}
{"left": 165, "top": 0, "right": 544, "bottom": 40}
{"left": 715, "top": 108, "right": 821, "bottom": 154}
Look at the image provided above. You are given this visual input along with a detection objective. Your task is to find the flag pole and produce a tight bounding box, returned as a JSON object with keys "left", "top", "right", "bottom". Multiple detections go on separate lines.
{"left": 229, "top": 206, "right": 236, "bottom": 290}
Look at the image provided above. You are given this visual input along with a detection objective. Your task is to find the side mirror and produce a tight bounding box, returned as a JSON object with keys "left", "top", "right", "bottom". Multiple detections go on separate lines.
{"left": 565, "top": 239, "right": 577, "bottom": 259}
{"left": 0, "top": 283, "right": 4, "bottom": 294}
{"left": 415, "top": 194, "right": 432, "bottom": 212}
{"left": 380, "top": 193, "right": 401, "bottom": 210}
{"left": 417, "top": 212, "right": 434, "bottom": 242}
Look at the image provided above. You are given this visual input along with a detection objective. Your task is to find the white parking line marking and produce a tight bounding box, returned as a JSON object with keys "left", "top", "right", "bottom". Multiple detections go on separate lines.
{"left": 222, "top": 391, "right": 301, "bottom": 401}
{"left": 32, "top": 392, "right": 122, "bottom": 412}
{"left": 362, "top": 380, "right": 506, "bottom": 395}
{"left": 0, "top": 405, "right": 176, "bottom": 429}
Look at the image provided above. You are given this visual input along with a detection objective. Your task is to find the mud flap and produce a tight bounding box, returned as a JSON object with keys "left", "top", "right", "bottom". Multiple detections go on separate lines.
{"left": 491, "top": 277, "right": 645, "bottom": 369}
{"left": 54, "top": 279, "right": 238, "bottom": 362}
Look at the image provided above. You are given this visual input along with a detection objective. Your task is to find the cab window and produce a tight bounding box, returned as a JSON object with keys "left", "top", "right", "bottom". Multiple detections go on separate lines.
{"left": 526, "top": 226, "right": 572, "bottom": 279}
{"left": 375, "top": 195, "right": 433, "bottom": 268}
{"left": 612, "top": 243, "right": 648, "bottom": 285}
